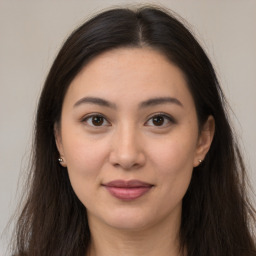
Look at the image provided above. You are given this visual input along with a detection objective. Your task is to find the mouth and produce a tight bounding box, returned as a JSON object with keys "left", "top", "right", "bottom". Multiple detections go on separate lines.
{"left": 102, "top": 180, "right": 154, "bottom": 201}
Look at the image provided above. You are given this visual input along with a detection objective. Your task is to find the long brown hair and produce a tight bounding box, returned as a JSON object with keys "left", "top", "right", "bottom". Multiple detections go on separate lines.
{"left": 13, "top": 6, "right": 256, "bottom": 256}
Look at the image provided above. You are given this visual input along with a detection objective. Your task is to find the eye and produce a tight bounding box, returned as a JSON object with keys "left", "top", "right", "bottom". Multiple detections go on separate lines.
{"left": 145, "top": 114, "right": 174, "bottom": 127}
{"left": 82, "top": 114, "right": 110, "bottom": 127}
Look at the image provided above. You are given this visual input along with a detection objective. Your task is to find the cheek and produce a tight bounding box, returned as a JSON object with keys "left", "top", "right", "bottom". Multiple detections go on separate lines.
{"left": 148, "top": 129, "right": 198, "bottom": 196}
{"left": 61, "top": 132, "right": 110, "bottom": 201}
{"left": 150, "top": 135, "right": 197, "bottom": 173}
{"left": 63, "top": 131, "right": 109, "bottom": 173}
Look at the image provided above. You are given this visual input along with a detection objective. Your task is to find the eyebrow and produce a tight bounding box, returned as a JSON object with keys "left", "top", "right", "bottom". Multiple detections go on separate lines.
{"left": 73, "top": 96, "right": 183, "bottom": 109}
{"left": 139, "top": 97, "right": 183, "bottom": 108}
{"left": 73, "top": 97, "right": 116, "bottom": 109}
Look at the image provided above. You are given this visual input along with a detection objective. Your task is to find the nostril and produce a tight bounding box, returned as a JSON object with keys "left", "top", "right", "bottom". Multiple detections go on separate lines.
{"left": 111, "top": 158, "right": 144, "bottom": 170}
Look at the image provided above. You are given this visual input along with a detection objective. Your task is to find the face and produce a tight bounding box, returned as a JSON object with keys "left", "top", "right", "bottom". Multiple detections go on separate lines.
{"left": 55, "top": 48, "right": 214, "bottom": 232}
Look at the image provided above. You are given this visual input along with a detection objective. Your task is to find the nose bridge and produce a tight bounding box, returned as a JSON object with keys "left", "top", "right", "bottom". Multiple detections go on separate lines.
{"left": 110, "top": 121, "right": 145, "bottom": 169}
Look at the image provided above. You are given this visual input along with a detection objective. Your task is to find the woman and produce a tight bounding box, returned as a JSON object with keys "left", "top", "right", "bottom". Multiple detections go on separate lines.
{"left": 13, "top": 6, "right": 256, "bottom": 256}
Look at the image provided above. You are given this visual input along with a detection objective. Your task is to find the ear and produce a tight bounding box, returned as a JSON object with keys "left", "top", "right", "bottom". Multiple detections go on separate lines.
{"left": 54, "top": 123, "right": 67, "bottom": 167}
{"left": 193, "top": 115, "right": 215, "bottom": 167}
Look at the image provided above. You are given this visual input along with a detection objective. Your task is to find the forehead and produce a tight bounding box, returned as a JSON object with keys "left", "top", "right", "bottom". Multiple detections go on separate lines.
{"left": 64, "top": 47, "right": 194, "bottom": 109}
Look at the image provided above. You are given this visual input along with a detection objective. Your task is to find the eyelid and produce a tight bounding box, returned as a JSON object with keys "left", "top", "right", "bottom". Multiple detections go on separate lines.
{"left": 81, "top": 113, "right": 111, "bottom": 127}
{"left": 144, "top": 112, "right": 176, "bottom": 127}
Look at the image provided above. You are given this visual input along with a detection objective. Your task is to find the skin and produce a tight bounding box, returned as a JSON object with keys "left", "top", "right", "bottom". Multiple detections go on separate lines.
{"left": 55, "top": 47, "right": 215, "bottom": 256}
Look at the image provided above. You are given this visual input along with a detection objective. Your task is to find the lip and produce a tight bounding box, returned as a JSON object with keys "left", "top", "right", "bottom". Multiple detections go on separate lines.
{"left": 103, "top": 180, "right": 153, "bottom": 201}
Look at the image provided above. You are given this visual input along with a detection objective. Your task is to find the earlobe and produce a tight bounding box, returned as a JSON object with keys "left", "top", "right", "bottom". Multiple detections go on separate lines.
{"left": 193, "top": 115, "right": 215, "bottom": 167}
{"left": 58, "top": 156, "right": 67, "bottom": 167}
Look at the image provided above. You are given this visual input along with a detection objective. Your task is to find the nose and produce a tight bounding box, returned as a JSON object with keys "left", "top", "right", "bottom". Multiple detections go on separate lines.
{"left": 109, "top": 124, "right": 146, "bottom": 170}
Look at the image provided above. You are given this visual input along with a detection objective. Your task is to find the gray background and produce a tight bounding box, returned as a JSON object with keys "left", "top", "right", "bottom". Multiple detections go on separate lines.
{"left": 1, "top": 0, "right": 255, "bottom": 254}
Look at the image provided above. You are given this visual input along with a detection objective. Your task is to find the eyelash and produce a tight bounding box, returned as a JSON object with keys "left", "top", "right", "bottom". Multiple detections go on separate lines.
{"left": 81, "top": 113, "right": 175, "bottom": 128}
{"left": 82, "top": 114, "right": 110, "bottom": 127}
{"left": 145, "top": 113, "right": 175, "bottom": 127}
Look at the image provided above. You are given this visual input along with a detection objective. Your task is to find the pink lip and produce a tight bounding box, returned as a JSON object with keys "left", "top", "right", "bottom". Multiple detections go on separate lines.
{"left": 103, "top": 180, "right": 153, "bottom": 200}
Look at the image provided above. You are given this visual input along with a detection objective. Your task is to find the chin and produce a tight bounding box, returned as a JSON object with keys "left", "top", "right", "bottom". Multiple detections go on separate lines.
{"left": 93, "top": 207, "right": 155, "bottom": 231}
{"left": 105, "top": 216, "right": 151, "bottom": 231}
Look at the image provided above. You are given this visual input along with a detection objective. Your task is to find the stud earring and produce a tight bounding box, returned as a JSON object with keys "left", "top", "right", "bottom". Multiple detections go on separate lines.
{"left": 58, "top": 157, "right": 63, "bottom": 162}
{"left": 198, "top": 159, "right": 203, "bottom": 164}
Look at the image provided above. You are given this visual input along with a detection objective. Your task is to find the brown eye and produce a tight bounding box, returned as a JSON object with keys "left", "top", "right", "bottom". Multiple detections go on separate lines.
{"left": 92, "top": 116, "right": 104, "bottom": 126}
{"left": 152, "top": 116, "right": 164, "bottom": 126}
{"left": 83, "top": 114, "right": 110, "bottom": 127}
{"left": 145, "top": 114, "right": 174, "bottom": 127}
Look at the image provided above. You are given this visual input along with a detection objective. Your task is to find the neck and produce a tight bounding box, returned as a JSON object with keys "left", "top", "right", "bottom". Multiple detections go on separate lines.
{"left": 87, "top": 214, "right": 184, "bottom": 256}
